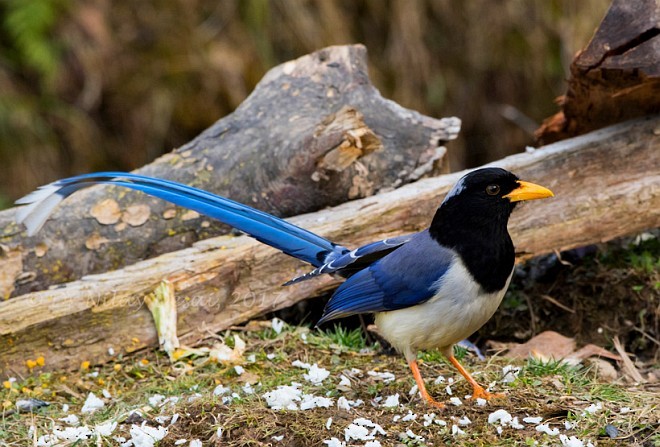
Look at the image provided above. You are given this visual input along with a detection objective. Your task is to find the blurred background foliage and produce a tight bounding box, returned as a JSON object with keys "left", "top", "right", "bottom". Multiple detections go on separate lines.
{"left": 0, "top": 0, "right": 609, "bottom": 207}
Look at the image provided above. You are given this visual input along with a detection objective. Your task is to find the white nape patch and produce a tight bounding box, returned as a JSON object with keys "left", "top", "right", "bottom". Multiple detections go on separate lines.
{"left": 442, "top": 176, "right": 467, "bottom": 202}
{"left": 375, "top": 258, "right": 512, "bottom": 359}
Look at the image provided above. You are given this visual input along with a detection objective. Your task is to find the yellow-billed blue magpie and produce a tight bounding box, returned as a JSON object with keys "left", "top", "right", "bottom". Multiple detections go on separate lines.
{"left": 15, "top": 167, "right": 553, "bottom": 407}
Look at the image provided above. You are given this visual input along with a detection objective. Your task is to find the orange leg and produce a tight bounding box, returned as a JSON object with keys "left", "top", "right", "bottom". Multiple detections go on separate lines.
{"left": 447, "top": 355, "right": 505, "bottom": 401}
{"left": 408, "top": 360, "right": 445, "bottom": 408}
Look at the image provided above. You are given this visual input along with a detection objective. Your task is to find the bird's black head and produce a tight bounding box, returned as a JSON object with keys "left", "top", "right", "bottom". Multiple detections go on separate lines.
{"left": 436, "top": 167, "right": 522, "bottom": 229}
{"left": 429, "top": 167, "right": 553, "bottom": 292}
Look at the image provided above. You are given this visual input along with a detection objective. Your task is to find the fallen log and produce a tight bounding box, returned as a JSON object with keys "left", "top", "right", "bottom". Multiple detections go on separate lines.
{"left": 536, "top": 0, "right": 660, "bottom": 144}
{"left": 1, "top": 115, "right": 658, "bottom": 377}
{"left": 0, "top": 44, "right": 459, "bottom": 299}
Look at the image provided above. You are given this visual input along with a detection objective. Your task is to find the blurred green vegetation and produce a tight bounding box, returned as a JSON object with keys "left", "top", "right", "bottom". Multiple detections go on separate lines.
{"left": 0, "top": 0, "right": 609, "bottom": 205}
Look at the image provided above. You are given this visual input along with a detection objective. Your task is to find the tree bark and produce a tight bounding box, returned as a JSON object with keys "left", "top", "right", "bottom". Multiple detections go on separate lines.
{"left": 0, "top": 44, "right": 459, "bottom": 299}
{"left": 536, "top": 0, "right": 660, "bottom": 144}
{"left": 1, "top": 115, "right": 658, "bottom": 377}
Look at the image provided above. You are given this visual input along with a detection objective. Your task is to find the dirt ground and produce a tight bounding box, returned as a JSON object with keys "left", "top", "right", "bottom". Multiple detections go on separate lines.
{"left": 1, "top": 237, "right": 658, "bottom": 446}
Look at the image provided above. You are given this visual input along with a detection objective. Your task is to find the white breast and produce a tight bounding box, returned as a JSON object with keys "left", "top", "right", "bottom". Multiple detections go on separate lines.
{"left": 374, "top": 258, "right": 512, "bottom": 361}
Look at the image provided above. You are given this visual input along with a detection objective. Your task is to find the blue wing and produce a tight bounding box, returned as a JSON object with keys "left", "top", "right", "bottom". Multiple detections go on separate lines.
{"left": 15, "top": 172, "right": 347, "bottom": 267}
{"left": 284, "top": 234, "right": 413, "bottom": 285}
{"left": 317, "top": 230, "right": 456, "bottom": 324}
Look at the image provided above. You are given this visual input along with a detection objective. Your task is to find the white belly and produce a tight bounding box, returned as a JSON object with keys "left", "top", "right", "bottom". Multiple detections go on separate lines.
{"left": 374, "top": 259, "right": 512, "bottom": 360}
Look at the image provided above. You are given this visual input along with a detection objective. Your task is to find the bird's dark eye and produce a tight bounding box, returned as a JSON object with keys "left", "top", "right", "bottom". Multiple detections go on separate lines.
{"left": 486, "top": 184, "right": 500, "bottom": 196}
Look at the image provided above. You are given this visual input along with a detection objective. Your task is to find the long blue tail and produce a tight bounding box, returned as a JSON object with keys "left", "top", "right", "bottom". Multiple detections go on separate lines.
{"left": 15, "top": 172, "right": 346, "bottom": 267}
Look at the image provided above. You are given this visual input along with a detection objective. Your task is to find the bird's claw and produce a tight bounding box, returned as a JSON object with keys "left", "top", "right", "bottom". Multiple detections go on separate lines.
{"left": 422, "top": 396, "right": 446, "bottom": 409}
{"left": 469, "top": 386, "right": 506, "bottom": 401}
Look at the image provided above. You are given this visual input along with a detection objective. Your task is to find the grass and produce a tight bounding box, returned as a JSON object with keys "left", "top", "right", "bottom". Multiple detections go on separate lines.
{"left": 1, "top": 323, "right": 657, "bottom": 446}
{"left": 1, "top": 237, "right": 658, "bottom": 445}
{"left": 304, "top": 326, "right": 369, "bottom": 352}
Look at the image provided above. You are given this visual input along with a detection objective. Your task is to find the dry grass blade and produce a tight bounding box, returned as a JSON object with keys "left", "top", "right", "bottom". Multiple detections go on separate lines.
{"left": 612, "top": 336, "right": 646, "bottom": 383}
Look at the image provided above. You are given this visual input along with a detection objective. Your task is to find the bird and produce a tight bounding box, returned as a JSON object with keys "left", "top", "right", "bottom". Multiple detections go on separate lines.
{"left": 15, "top": 167, "right": 553, "bottom": 407}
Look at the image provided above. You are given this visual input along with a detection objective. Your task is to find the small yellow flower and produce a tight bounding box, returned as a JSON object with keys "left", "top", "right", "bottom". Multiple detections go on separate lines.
{"left": 26, "top": 359, "right": 37, "bottom": 369}
{"left": 171, "top": 348, "right": 186, "bottom": 361}
{"left": 98, "top": 378, "right": 105, "bottom": 386}
{"left": 2, "top": 381, "right": 11, "bottom": 389}
{"left": 81, "top": 361, "right": 90, "bottom": 370}
{"left": 36, "top": 356, "right": 45, "bottom": 366}
{"left": 59, "top": 376, "right": 67, "bottom": 382}
{"left": 113, "top": 364, "right": 122, "bottom": 372}
{"left": 140, "top": 358, "right": 149, "bottom": 365}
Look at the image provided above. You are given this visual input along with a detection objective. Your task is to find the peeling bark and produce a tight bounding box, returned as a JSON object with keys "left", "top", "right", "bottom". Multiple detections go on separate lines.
{"left": 1, "top": 115, "right": 658, "bottom": 377}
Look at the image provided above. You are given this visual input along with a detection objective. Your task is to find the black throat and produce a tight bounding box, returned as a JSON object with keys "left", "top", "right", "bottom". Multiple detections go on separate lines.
{"left": 428, "top": 199, "right": 515, "bottom": 293}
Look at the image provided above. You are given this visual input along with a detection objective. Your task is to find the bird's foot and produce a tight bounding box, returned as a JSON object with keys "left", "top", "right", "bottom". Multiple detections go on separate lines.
{"left": 422, "top": 394, "right": 446, "bottom": 409}
{"left": 469, "top": 385, "right": 505, "bottom": 401}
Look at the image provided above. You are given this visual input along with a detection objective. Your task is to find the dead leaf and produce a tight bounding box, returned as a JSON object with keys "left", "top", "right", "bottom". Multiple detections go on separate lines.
{"left": 236, "top": 370, "right": 259, "bottom": 384}
{"left": 506, "top": 331, "right": 576, "bottom": 360}
{"left": 90, "top": 199, "right": 121, "bottom": 225}
{"left": 122, "top": 204, "right": 151, "bottom": 226}
{"left": 569, "top": 344, "right": 622, "bottom": 362}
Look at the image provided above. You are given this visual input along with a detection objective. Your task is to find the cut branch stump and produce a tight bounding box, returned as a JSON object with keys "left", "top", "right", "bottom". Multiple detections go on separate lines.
{"left": 536, "top": 0, "right": 660, "bottom": 144}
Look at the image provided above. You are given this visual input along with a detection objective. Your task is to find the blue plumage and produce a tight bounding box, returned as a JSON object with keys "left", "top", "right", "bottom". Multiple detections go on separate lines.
{"left": 16, "top": 172, "right": 344, "bottom": 268}
{"left": 317, "top": 230, "right": 454, "bottom": 323}
{"left": 15, "top": 167, "right": 553, "bottom": 408}
{"left": 284, "top": 233, "right": 412, "bottom": 285}
{"left": 16, "top": 172, "right": 422, "bottom": 285}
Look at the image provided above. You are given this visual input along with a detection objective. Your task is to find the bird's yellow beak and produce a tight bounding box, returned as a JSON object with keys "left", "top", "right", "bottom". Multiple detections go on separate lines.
{"left": 503, "top": 180, "right": 554, "bottom": 202}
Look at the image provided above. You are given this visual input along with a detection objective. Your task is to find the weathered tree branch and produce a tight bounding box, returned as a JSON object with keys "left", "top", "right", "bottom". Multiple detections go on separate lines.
{"left": 1, "top": 115, "right": 658, "bottom": 377}
{"left": 0, "top": 44, "right": 459, "bottom": 298}
{"left": 536, "top": 0, "right": 660, "bottom": 144}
